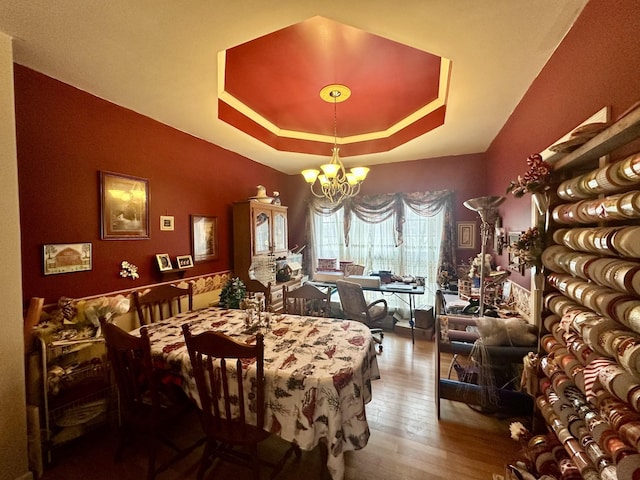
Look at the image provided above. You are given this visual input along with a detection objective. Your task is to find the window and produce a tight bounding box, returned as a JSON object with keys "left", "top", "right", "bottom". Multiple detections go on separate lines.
{"left": 312, "top": 204, "right": 444, "bottom": 311}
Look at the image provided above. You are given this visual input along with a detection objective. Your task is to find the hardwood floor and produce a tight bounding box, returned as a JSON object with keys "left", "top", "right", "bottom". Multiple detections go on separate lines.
{"left": 41, "top": 333, "right": 519, "bottom": 480}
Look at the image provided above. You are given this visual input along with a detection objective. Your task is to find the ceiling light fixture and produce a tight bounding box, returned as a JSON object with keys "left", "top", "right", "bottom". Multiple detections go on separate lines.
{"left": 301, "top": 84, "right": 369, "bottom": 203}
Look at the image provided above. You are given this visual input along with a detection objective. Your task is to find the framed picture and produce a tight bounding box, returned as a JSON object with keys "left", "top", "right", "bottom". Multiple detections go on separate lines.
{"left": 191, "top": 215, "right": 218, "bottom": 262}
{"left": 457, "top": 222, "right": 476, "bottom": 249}
{"left": 43, "top": 243, "right": 92, "bottom": 275}
{"left": 176, "top": 254, "right": 194, "bottom": 269}
{"left": 160, "top": 215, "right": 174, "bottom": 231}
{"left": 100, "top": 171, "right": 149, "bottom": 240}
{"left": 508, "top": 231, "right": 525, "bottom": 275}
{"left": 156, "top": 253, "right": 173, "bottom": 271}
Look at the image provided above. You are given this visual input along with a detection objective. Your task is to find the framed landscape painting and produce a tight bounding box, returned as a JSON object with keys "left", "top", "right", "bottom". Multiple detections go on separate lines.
{"left": 191, "top": 215, "right": 218, "bottom": 262}
{"left": 100, "top": 171, "right": 149, "bottom": 240}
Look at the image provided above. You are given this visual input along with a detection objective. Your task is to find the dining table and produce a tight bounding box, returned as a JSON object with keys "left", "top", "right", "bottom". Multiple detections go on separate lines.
{"left": 132, "top": 306, "right": 381, "bottom": 480}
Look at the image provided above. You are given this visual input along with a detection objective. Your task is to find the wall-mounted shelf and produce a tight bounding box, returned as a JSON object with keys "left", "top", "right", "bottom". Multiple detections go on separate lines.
{"left": 159, "top": 268, "right": 187, "bottom": 280}
{"left": 547, "top": 105, "right": 640, "bottom": 171}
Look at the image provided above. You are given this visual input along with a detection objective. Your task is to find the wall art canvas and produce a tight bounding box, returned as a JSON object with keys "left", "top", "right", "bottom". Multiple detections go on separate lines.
{"left": 43, "top": 242, "right": 92, "bottom": 275}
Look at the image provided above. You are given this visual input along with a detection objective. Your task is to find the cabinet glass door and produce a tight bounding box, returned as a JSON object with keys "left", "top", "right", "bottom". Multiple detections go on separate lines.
{"left": 273, "top": 211, "right": 287, "bottom": 252}
{"left": 254, "top": 210, "right": 271, "bottom": 255}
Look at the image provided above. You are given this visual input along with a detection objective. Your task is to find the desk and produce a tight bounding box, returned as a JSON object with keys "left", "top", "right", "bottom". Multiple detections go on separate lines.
{"left": 134, "top": 307, "right": 380, "bottom": 480}
{"left": 311, "top": 280, "right": 425, "bottom": 344}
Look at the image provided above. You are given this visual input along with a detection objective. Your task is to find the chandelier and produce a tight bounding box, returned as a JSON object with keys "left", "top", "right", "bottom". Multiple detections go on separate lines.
{"left": 301, "top": 84, "right": 369, "bottom": 203}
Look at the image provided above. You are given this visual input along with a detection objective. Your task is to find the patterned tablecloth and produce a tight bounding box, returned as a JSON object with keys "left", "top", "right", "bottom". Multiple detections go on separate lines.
{"left": 133, "top": 307, "right": 380, "bottom": 480}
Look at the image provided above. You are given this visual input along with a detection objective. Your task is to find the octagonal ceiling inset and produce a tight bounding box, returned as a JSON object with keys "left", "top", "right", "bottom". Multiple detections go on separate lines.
{"left": 218, "top": 16, "right": 451, "bottom": 158}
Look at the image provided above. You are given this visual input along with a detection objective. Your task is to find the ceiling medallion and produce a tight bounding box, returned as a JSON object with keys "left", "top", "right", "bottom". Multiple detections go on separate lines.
{"left": 301, "top": 84, "right": 369, "bottom": 204}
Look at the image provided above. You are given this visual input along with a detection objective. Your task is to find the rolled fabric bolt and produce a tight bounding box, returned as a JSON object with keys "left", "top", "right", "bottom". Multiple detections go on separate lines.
{"left": 599, "top": 363, "right": 640, "bottom": 405}
{"left": 571, "top": 310, "right": 603, "bottom": 338}
{"left": 558, "top": 457, "right": 582, "bottom": 479}
{"left": 582, "top": 318, "right": 620, "bottom": 357}
{"left": 544, "top": 313, "right": 562, "bottom": 332}
{"left": 542, "top": 334, "right": 561, "bottom": 354}
{"left": 629, "top": 387, "right": 640, "bottom": 412}
{"left": 618, "top": 338, "right": 640, "bottom": 377}
{"left": 616, "top": 453, "right": 640, "bottom": 480}
{"left": 584, "top": 358, "right": 618, "bottom": 403}
{"left": 619, "top": 421, "right": 640, "bottom": 452}
{"left": 591, "top": 422, "right": 615, "bottom": 445}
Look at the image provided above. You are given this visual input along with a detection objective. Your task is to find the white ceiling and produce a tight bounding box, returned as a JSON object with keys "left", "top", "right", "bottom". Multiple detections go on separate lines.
{"left": 0, "top": 0, "right": 588, "bottom": 174}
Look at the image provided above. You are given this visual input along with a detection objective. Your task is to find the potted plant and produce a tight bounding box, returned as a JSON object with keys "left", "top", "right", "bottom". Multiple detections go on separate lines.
{"left": 218, "top": 277, "right": 247, "bottom": 309}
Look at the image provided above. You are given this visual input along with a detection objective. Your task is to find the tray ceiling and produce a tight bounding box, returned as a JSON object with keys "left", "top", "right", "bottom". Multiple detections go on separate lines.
{"left": 0, "top": 0, "right": 588, "bottom": 173}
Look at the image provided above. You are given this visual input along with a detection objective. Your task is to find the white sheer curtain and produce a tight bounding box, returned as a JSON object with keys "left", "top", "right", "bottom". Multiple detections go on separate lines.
{"left": 311, "top": 203, "right": 444, "bottom": 313}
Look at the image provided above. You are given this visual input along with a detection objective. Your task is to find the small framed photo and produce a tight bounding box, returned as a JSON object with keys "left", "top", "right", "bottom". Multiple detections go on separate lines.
{"left": 457, "top": 222, "right": 476, "bottom": 249}
{"left": 160, "top": 215, "right": 174, "bottom": 231}
{"left": 176, "top": 255, "right": 194, "bottom": 269}
{"left": 100, "top": 171, "right": 149, "bottom": 240}
{"left": 43, "top": 243, "right": 92, "bottom": 275}
{"left": 508, "top": 231, "right": 526, "bottom": 275}
{"left": 156, "top": 253, "right": 173, "bottom": 271}
{"left": 191, "top": 215, "right": 218, "bottom": 262}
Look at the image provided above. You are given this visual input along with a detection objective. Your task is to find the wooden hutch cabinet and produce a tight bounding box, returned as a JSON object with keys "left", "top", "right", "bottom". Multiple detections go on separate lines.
{"left": 233, "top": 200, "right": 297, "bottom": 310}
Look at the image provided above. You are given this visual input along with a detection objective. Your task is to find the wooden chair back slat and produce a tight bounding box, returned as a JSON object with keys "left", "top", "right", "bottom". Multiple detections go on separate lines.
{"left": 244, "top": 279, "right": 272, "bottom": 311}
{"left": 283, "top": 283, "right": 332, "bottom": 317}
{"left": 182, "top": 326, "right": 266, "bottom": 442}
{"left": 133, "top": 283, "right": 193, "bottom": 325}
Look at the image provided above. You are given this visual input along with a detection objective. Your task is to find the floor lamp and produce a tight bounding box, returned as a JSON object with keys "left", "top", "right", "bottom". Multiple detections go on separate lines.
{"left": 463, "top": 195, "right": 505, "bottom": 317}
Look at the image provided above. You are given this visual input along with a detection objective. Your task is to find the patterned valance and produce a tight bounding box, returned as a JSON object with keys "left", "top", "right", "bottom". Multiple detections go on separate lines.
{"left": 308, "top": 190, "right": 456, "bottom": 271}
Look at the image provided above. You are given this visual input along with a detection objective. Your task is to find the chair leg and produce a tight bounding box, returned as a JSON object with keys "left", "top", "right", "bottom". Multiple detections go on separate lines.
{"left": 114, "top": 426, "right": 127, "bottom": 462}
{"left": 197, "top": 439, "right": 216, "bottom": 480}
{"left": 147, "top": 445, "right": 157, "bottom": 480}
{"left": 250, "top": 444, "right": 261, "bottom": 480}
{"left": 319, "top": 440, "right": 329, "bottom": 479}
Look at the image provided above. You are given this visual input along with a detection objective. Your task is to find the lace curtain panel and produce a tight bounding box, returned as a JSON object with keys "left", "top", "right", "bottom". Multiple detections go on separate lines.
{"left": 307, "top": 191, "right": 456, "bottom": 312}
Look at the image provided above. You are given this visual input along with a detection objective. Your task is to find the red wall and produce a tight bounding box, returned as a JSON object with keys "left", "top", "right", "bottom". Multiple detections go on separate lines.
{"left": 19, "top": 0, "right": 637, "bottom": 302}
{"left": 285, "top": 153, "right": 488, "bottom": 264}
{"left": 15, "top": 66, "right": 288, "bottom": 303}
{"left": 486, "top": 0, "right": 640, "bottom": 287}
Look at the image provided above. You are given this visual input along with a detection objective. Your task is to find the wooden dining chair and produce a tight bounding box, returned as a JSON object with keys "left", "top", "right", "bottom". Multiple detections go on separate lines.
{"left": 336, "top": 280, "right": 387, "bottom": 351}
{"left": 244, "top": 278, "right": 272, "bottom": 311}
{"left": 283, "top": 283, "right": 332, "bottom": 317}
{"left": 23, "top": 297, "right": 44, "bottom": 354}
{"left": 101, "top": 319, "right": 202, "bottom": 480}
{"left": 133, "top": 283, "right": 193, "bottom": 325}
{"left": 182, "top": 325, "right": 300, "bottom": 480}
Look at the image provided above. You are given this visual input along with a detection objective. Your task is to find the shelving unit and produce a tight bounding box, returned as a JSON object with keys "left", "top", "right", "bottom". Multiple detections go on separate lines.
{"left": 531, "top": 104, "right": 640, "bottom": 479}
{"left": 36, "top": 334, "right": 114, "bottom": 462}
